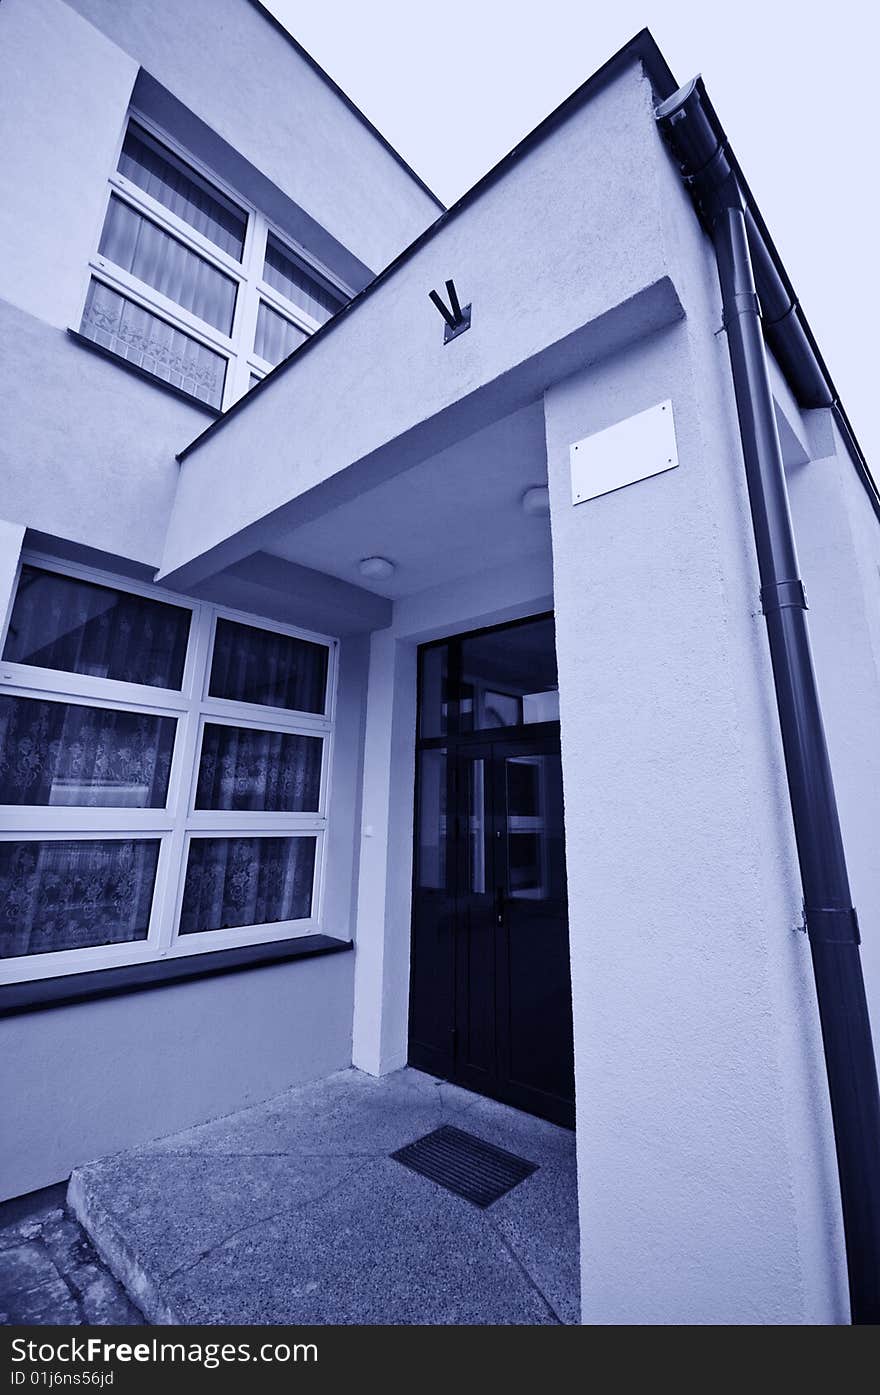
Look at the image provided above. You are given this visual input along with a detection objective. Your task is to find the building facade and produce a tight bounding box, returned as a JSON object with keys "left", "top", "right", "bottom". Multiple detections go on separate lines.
{"left": 1, "top": 0, "right": 879, "bottom": 1325}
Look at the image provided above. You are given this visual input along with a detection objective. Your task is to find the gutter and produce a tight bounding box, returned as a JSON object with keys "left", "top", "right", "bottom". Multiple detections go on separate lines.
{"left": 656, "top": 76, "right": 880, "bottom": 1325}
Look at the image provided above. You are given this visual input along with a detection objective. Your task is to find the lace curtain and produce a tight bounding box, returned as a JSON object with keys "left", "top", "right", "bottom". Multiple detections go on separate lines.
{"left": 196, "top": 723, "right": 321, "bottom": 812}
{"left": 0, "top": 840, "right": 158, "bottom": 959}
{"left": 179, "top": 836, "right": 316, "bottom": 934}
{"left": 80, "top": 280, "right": 227, "bottom": 408}
{"left": 0, "top": 695, "right": 175, "bottom": 808}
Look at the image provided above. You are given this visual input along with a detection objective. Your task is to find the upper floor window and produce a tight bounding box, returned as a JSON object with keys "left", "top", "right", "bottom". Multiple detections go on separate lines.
{"left": 78, "top": 117, "right": 351, "bottom": 411}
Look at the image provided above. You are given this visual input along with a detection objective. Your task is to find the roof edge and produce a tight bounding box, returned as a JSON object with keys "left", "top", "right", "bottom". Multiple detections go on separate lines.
{"left": 177, "top": 27, "right": 675, "bottom": 463}
{"left": 247, "top": 0, "right": 445, "bottom": 210}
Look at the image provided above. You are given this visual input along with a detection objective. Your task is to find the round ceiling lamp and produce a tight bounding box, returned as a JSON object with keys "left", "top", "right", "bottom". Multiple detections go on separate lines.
{"left": 358, "top": 556, "right": 396, "bottom": 580}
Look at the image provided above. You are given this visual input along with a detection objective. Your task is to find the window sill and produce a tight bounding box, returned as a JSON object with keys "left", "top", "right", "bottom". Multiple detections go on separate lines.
{"left": 0, "top": 935, "right": 352, "bottom": 1018}
{"left": 66, "top": 329, "right": 223, "bottom": 418}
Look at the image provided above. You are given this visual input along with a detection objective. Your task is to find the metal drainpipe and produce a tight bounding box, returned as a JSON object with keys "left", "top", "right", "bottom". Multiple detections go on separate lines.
{"left": 656, "top": 77, "right": 880, "bottom": 1325}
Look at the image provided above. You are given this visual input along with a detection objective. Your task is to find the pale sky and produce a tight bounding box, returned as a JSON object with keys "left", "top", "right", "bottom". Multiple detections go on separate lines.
{"left": 263, "top": 0, "right": 878, "bottom": 466}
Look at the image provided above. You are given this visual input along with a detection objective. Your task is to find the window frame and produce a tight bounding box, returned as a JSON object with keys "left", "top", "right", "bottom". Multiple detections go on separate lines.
{"left": 0, "top": 551, "right": 338, "bottom": 984}
{"left": 77, "top": 110, "right": 355, "bottom": 409}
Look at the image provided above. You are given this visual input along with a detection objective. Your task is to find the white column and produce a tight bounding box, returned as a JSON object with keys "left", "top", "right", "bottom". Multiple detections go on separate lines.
{"left": 544, "top": 316, "right": 847, "bottom": 1324}
{"left": 351, "top": 627, "right": 418, "bottom": 1075}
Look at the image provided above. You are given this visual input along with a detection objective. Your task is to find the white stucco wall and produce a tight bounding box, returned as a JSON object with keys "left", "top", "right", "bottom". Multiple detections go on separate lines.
{"left": 0, "top": 0, "right": 437, "bottom": 568}
{"left": 0, "top": 952, "right": 354, "bottom": 1200}
{"left": 63, "top": 0, "right": 440, "bottom": 274}
{"left": 160, "top": 62, "right": 683, "bottom": 584}
{"left": 785, "top": 412, "right": 880, "bottom": 1067}
{"left": 0, "top": 0, "right": 137, "bottom": 333}
{"left": 544, "top": 161, "right": 848, "bottom": 1319}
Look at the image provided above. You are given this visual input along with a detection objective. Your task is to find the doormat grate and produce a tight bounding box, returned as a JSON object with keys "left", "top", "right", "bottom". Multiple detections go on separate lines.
{"left": 391, "top": 1124, "right": 538, "bottom": 1207}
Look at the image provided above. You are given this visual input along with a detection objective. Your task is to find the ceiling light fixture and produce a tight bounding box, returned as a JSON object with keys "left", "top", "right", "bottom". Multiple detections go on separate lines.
{"left": 358, "top": 556, "right": 396, "bottom": 580}
{"left": 521, "top": 486, "right": 550, "bottom": 516}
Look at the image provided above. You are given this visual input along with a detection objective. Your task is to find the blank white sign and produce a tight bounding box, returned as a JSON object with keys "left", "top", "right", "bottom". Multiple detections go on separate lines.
{"left": 570, "top": 399, "right": 678, "bottom": 505}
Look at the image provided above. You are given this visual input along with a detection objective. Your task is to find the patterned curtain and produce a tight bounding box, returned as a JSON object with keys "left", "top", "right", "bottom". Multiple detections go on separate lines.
{"left": 0, "top": 695, "right": 175, "bottom": 807}
{"left": 80, "top": 281, "right": 227, "bottom": 408}
{"left": 0, "top": 840, "right": 159, "bottom": 958}
{"left": 179, "top": 836, "right": 316, "bottom": 934}
{"left": 196, "top": 724, "right": 321, "bottom": 812}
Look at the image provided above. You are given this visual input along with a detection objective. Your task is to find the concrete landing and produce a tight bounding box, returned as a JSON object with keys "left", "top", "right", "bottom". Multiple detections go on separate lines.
{"left": 69, "top": 1067, "right": 579, "bottom": 1325}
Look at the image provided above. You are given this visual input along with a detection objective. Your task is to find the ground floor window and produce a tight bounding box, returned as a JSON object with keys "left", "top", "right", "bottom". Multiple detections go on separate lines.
{"left": 0, "top": 555, "right": 336, "bottom": 983}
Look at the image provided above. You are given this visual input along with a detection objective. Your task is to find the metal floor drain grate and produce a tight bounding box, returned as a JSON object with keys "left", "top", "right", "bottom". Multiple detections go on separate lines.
{"left": 391, "top": 1124, "right": 538, "bottom": 1207}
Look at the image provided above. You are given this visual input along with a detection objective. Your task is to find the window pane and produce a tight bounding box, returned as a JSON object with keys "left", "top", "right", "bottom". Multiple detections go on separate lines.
{"left": 0, "top": 839, "right": 159, "bottom": 958}
{"left": 195, "top": 723, "right": 322, "bottom": 812}
{"left": 209, "top": 619, "right": 328, "bottom": 714}
{"left": 100, "top": 195, "right": 237, "bottom": 334}
{"left": 263, "top": 234, "right": 346, "bottom": 324}
{"left": 119, "top": 123, "right": 247, "bottom": 261}
{"left": 179, "top": 836, "right": 316, "bottom": 934}
{"left": 460, "top": 617, "right": 558, "bottom": 732}
{"left": 254, "top": 300, "right": 308, "bottom": 366}
{"left": 0, "top": 696, "right": 176, "bottom": 807}
{"left": 80, "top": 280, "right": 227, "bottom": 407}
{"left": 3, "top": 565, "right": 191, "bottom": 689}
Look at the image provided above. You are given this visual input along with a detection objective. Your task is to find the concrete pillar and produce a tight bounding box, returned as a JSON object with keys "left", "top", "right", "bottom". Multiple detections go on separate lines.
{"left": 351, "top": 628, "right": 417, "bottom": 1075}
{"left": 544, "top": 317, "right": 847, "bottom": 1323}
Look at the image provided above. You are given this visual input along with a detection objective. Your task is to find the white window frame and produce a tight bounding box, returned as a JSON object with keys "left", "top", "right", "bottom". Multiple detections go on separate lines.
{"left": 76, "top": 109, "right": 354, "bottom": 410}
{"left": 0, "top": 551, "right": 338, "bottom": 984}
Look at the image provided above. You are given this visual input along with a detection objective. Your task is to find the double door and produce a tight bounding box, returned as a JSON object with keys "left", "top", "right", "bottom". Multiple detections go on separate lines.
{"left": 409, "top": 731, "right": 574, "bottom": 1127}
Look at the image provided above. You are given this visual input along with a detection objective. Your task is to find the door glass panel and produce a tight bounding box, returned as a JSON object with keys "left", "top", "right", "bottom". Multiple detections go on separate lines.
{"left": 460, "top": 616, "right": 558, "bottom": 731}
{"left": 418, "top": 644, "right": 448, "bottom": 739}
{"left": 505, "top": 752, "right": 565, "bottom": 900}
{"left": 468, "top": 757, "right": 486, "bottom": 894}
{"left": 416, "top": 749, "right": 446, "bottom": 889}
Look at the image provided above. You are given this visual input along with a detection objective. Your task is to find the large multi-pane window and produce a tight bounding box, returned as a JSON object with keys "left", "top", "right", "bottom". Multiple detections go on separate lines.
{"left": 0, "top": 557, "right": 336, "bottom": 983}
{"left": 78, "top": 116, "right": 350, "bottom": 410}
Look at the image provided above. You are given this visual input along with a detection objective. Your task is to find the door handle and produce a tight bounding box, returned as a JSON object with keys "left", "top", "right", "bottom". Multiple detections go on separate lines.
{"left": 494, "top": 886, "right": 505, "bottom": 925}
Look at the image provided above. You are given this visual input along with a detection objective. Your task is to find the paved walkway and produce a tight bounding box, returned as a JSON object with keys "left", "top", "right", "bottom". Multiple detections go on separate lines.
{"left": 0, "top": 1187, "right": 144, "bottom": 1325}
{"left": 70, "top": 1068, "right": 580, "bottom": 1324}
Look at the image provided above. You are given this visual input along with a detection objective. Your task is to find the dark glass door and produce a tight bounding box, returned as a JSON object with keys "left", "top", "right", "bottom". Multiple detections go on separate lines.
{"left": 409, "top": 617, "right": 575, "bottom": 1127}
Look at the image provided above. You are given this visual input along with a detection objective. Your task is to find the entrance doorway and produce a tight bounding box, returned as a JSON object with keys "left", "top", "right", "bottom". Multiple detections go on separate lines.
{"left": 408, "top": 614, "right": 575, "bottom": 1127}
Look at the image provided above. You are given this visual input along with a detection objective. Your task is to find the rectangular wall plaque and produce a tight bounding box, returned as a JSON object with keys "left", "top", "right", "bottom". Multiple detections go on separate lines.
{"left": 570, "top": 399, "right": 678, "bottom": 505}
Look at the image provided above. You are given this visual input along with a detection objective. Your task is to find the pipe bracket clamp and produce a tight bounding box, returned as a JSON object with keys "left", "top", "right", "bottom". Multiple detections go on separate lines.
{"left": 761, "top": 578, "right": 808, "bottom": 614}
{"left": 722, "top": 292, "right": 762, "bottom": 329}
{"left": 806, "top": 906, "right": 861, "bottom": 946}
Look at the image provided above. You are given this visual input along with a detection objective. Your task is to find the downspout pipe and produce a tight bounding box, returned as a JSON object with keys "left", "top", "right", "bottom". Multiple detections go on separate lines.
{"left": 656, "top": 77, "right": 880, "bottom": 1325}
